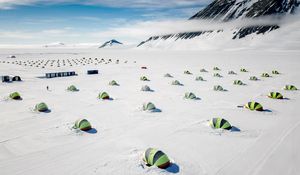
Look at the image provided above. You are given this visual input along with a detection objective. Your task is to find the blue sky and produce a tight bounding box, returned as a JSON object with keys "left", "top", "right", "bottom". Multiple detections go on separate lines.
{"left": 0, "top": 0, "right": 211, "bottom": 45}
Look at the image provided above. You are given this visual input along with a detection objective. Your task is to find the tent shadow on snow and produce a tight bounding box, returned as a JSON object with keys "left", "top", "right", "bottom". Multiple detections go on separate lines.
{"left": 150, "top": 108, "right": 162, "bottom": 113}
{"left": 230, "top": 126, "right": 241, "bottom": 132}
{"left": 85, "top": 128, "right": 98, "bottom": 134}
{"left": 165, "top": 163, "right": 180, "bottom": 173}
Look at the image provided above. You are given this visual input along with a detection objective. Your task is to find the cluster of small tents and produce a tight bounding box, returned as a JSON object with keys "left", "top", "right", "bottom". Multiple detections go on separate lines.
{"left": 4, "top": 66, "right": 298, "bottom": 170}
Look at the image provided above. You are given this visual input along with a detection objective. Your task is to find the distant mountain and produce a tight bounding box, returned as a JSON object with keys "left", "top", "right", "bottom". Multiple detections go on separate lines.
{"left": 99, "top": 39, "right": 123, "bottom": 48}
{"left": 138, "top": 0, "right": 299, "bottom": 47}
{"left": 44, "top": 42, "right": 65, "bottom": 48}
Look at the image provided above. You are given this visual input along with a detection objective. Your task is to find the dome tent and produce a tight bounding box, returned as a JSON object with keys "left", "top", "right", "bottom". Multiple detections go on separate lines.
{"left": 98, "top": 92, "right": 110, "bottom": 100}
{"left": 143, "top": 102, "right": 156, "bottom": 111}
{"left": 184, "top": 92, "right": 197, "bottom": 100}
{"left": 250, "top": 76, "right": 259, "bottom": 81}
{"left": 272, "top": 70, "right": 280, "bottom": 74}
{"left": 141, "top": 85, "right": 151, "bottom": 92}
{"left": 171, "top": 80, "right": 182, "bottom": 86}
{"left": 200, "top": 69, "right": 208, "bottom": 72}
{"left": 9, "top": 92, "right": 21, "bottom": 100}
{"left": 109, "top": 80, "right": 119, "bottom": 86}
{"left": 244, "top": 102, "right": 263, "bottom": 111}
{"left": 228, "top": 70, "right": 236, "bottom": 75}
{"left": 240, "top": 68, "right": 248, "bottom": 72}
{"left": 195, "top": 76, "right": 204, "bottom": 81}
{"left": 213, "top": 73, "right": 222, "bottom": 77}
{"left": 284, "top": 85, "right": 297, "bottom": 91}
{"left": 140, "top": 76, "right": 149, "bottom": 81}
{"left": 164, "top": 73, "right": 173, "bottom": 78}
{"left": 12, "top": 76, "right": 22, "bottom": 81}
{"left": 74, "top": 119, "right": 92, "bottom": 131}
{"left": 233, "top": 80, "right": 244, "bottom": 85}
{"left": 268, "top": 92, "right": 283, "bottom": 99}
{"left": 214, "top": 85, "right": 225, "bottom": 91}
{"left": 213, "top": 67, "right": 220, "bottom": 71}
{"left": 209, "top": 118, "right": 232, "bottom": 130}
{"left": 67, "top": 85, "right": 79, "bottom": 91}
{"left": 261, "top": 73, "right": 270, "bottom": 77}
{"left": 35, "top": 102, "right": 49, "bottom": 112}
{"left": 143, "top": 148, "right": 170, "bottom": 169}
{"left": 184, "top": 70, "right": 192, "bottom": 75}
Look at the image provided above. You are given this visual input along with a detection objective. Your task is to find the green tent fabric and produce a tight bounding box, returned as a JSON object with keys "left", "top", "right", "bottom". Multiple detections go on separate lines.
{"left": 209, "top": 118, "right": 232, "bottom": 130}
{"left": 268, "top": 92, "right": 283, "bottom": 99}
{"left": 184, "top": 92, "right": 197, "bottom": 99}
{"left": 143, "top": 148, "right": 170, "bottom": 169}
{"left": 214, "top": 85, "right": 224, "bottom": 91}
{"left": 140, "top": 76, "right": 149, "bottom": 81}
{"left": 233, "top": 80, "right": 244, "bottom": 85}
{"left": 109, "top": 80, "right": 119, "bottom": 86}
{"left": 9, "top": 92, "right": 21, "bottom": 100}
{"left": 200, "top": 69, "right": 208, "bottom": 72}
{"left": 228, "top": 71, "right": 236, "bottom": 75}
{"left": 240, "top": 68, "right": 247, "bottom": 72}
{"left": 98, "top": 92, "right": 110, "bottom": 100}
{"left": 213, "top": 73, "right": 222, "bottom": 77}
{"left": 272, "top": 70, "right": 280, "bottom": 74}
{"left": 184, "top": 70, "right": 192, "bottom": 75}
{"left": 164, "top": 73, "right": 173, "bottom": 78}
{"left": 261, "top": 73, "right": 270, "bottom": 77}
{"left": 250, "top": 76, "right": 259, "bottom": 81}
{"left": 67, "top": 85, "right": 79, "bottom": 91}
{"left": 171, "top": 80, "right": 182, "bottom": 86}
{"left": 213, "top": 67, "right": 220, "bottom": 71}
{"left": 143, "top": 102, "right": 156, "bottom": 111}
{"left": 141, "top": 85, "right": 151, "bottom": 91}
{"left": 195, "top": 76, "right": 204, "bottom": 81}
{"left": 284, "top": 85, "right": 297, "bottom": 91}
{"left": 74, "top": 119, "right": 92, "bottom": 131}
{"left": 244, "top": 102, "right": 263, "bottom": 111}
{"left": 35, "top": 102, "right": 49, "bottom": 112}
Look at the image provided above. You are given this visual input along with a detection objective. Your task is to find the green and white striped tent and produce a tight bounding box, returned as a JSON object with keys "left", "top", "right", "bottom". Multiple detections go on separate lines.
{"left": 109, "top": 80, "right": 119, "bottom": 86}
{"left": 214, "top": 85, "right": 224, "bottom": 91}
{"left": 143, "top": 102, "right": 156, "bottom": 111}
{"left": 284, "top": 85, "right": 297, "bottom": 91}
{"left": 250, "top": 76, "right": 259, "bottom": 81}
{"left": 213, "top": 73, "right": 222, "bottom": 78}
{"left": 98, "top": 92, "right": 110, "bottom": 100}
{"left": 171, "top": 80, "right": 182, "bottom": 86}
{"left": 35, "top": 102, "right": 49, "bottom": 112}
{"left": 268, "top": 92, "right": 283, "bottom": 99}
{"left": 140, "top": 76, "right": 149, "bottom": 81}
{"left": 233, "top": 80, "right": 244, "bottom": 85}
{"left": 272, "top": 70, "right": 280, "bottom": 74}
{"left": 143, "top": 148, "right": 170, "bottom": 169}
{"left": 261, "top": 73, "right": 270, "bottom": 77}
{"left": 74, "top": 119, "right": 92, "bottom": 131}
{"left": 209, "top": 118, "right": 232, "bottom": 130}
{"left": 240, "top": 68, "right": 248, "bottom": 72}
{"left": 67, "top": 85, "right": 79, "bottom": 91}
{"left": 200, "top": 69, "right": 208, "bottom": 72}
{"left": 244, "top": 102, "right": 263, "bottom": 111}
{"left": 213, "top": 67, "right": 220, "bottom": 71}
{"left": 9, "top": 92, "right": 21, "bottom": 100}
{"left": 228, "top": 70, "right": 236, "bottom": 75}
{"left": 195, "top": 76, "right": 204, "bottom": 81}
{"left": 141, "top": 85, "right": 151, "bottom": 92}
{"left": 184, "top": 92, "right": 197, "bottom": 100}
{"left": 184, "top": 70, "right": 192, "bottom": 75}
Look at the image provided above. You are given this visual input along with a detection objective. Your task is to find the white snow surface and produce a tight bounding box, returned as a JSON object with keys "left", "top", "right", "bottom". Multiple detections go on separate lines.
{"left": 0, "top": 48, "right": 299, "bottom": 175}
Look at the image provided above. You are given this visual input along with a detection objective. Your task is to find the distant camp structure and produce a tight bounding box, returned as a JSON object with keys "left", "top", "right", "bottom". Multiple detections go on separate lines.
{"left": 45, "top": 71, "right": 76, "bottom": 78}
{"left": 214, "top": 85, "right": 225, "bottom": 91}
{"left": 244, "top": 102, "right": 263, "bottom": 111}
{"left": 143, "top": 102, "right": 156, "bottom": 111}
{"left": 213, "top": 67, "right": 220, "bottom": 71}
{"left": 164, "top": 73, "right": 173, "bottom": 78}
{"left": 261, "top": 73, "right": 270, "bottom": 77}
{"left": 143, "top": 148, "right": 170, "bottom": 169}
{"left": 98, "top": 92, "right": 110, "bottom": 100}
{"left": 195, "top": 76, "right": 204, "bottom": 81}
{"left": 233, "top": 80, "right": 244, "bottom": 85}
{"left": 210, "top": 118, "right": 232, "bottom": 130}
{"left": 12, "top": 76, "right": 21, "bottom": 81}
{"left": 240, "top": 68, "right": 248, "bottom": 72}
{"left": 200, "top": 68, "right": 208, "bottom": 72}
{"left": 213, "top": 73, "right": 222, "bottom": 77}
{"left": 74, "top": 119, "right": 92, "bottom": 131}
{"left": 184, "top": 70, "right": 192, "bottom": 75}
{"left": 284, "top": 85, "right": 297, "bottom": 91}
{"left": 109, "top": 80, "right": 119, "bottom": 86}
{"left": 1, "top": 76, "right": 10, "bottom": 83}
{"left": 250, "top": 76, "right": 259, "bottom": 81}
{"left": 171, "top": 80, "right": 182, "bottom": 86}
{"left": 87, "top": 70, "right": 99, "bottom": 75}
{"left": 141, "top": 85, "right": 151, "bottom": 92}
{"left": 140, "top": 76, "right": 150, "bottom": 81}
{"left": 272, "top": 70, "right": 280, "bottom": 74}
{"left": 228, "top": 71, "right": 236, "bottom": 75}
{"left": 268, "top": 92, "right": 283, "bottom": 99}
{"left": 184, "top": 92, "right": 197, "bottom": 100}
{"left": 67, "top": 85, "right": 79, "bottom": 92}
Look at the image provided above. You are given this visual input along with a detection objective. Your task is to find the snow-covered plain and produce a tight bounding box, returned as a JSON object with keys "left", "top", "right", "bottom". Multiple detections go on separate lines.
{"left": 0, "top": 48, "right": 299, "bottom": 175}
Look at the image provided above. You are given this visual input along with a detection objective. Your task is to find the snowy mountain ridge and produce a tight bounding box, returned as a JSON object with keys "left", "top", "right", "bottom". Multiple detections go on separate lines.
{"left": 99, "top": 39, "right": 123, "bottom": 48}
